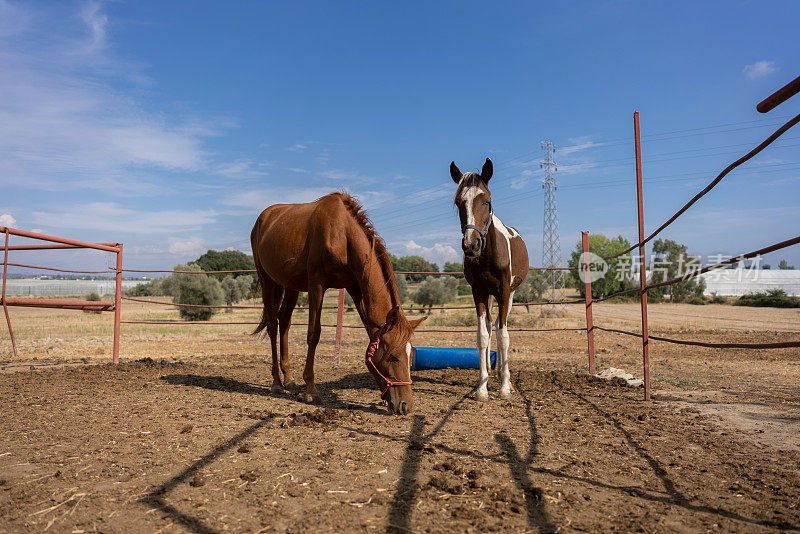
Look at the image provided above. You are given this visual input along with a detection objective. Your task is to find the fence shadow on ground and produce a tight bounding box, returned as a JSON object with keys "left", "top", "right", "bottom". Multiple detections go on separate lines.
{"left": 157, "top": 369, "right": 797, "bottom": 531}
{"left": 139, "top": 415, "right": 275, "bottom": 534}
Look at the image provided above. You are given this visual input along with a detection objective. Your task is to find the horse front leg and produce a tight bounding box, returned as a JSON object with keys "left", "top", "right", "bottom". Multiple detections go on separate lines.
{"left": 300, "top": 283, "right": 324, "bottom": 403}
{"left": 473, "top": 290, "right": 491, "bottom": 402}
{"left": 496, "top": 289, "right": 513, "bottom": 400}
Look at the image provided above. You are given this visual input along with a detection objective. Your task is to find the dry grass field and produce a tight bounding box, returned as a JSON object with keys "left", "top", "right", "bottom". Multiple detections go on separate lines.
{"left": 1, "top": 295, "right": 799, "bottom": 532}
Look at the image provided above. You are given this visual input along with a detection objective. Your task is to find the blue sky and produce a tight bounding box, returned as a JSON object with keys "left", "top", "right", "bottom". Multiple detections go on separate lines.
{"left": 1, "top": 0, "right": 798, "bottom": 273}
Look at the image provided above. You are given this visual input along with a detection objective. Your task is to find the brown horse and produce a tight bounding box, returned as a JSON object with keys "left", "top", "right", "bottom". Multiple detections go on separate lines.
{"left": 450, "top": 158, "right": 529, "bottom": 401}
{"left": 250, "top": 192, "right": 425, "bottom": 415}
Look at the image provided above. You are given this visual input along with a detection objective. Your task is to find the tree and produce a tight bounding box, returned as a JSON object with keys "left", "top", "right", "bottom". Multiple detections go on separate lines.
{"left": 513, "top": 271, "right": 547, "bottom": 312}
{"left": 221, "top": 274, "right": 254, "bottom": 312}
{"left": 443, "top": 262, "right": 464, "bottom": 279}
{"left": 395, "top": 273, "right": 409, "bottom": 303}
{"left": 763, "top": 264, "right": 771, "bottom": 270}
{"left": 392, "top": 256, "right": 440, "bottom": 282}
{"left": 442, "top": 276, "right": 458, "bottom": 296}
{"left": 160, "top": 263, "right": 199, "bottom": 298}
{"left": 125, "top": 278, "right": 166, "bottom": 296}
{"left": 176, "top": 273, "right": 224, "bottom": 321}
{"left": 83, "top": 291, "right": 102, "bottom": 315}
{"left": 649, "top": 239, "right": 706, "bottom": 302}
{"left": 779, "top": 259, "right": 795, "bottom": 270}
{"left": 412, "top": 276, "right": 457, "bottom": 312}
{"left": 567, "top": 234, "right": 636, "bottom": 300}
{"left": 193, "top": 250, "right": 256, "bottom": 281}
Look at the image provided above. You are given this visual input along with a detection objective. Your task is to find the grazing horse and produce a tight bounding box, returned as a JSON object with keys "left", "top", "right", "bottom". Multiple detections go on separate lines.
{"left": 250, "top": 192, "right": 426, "bottom": 415}
{"left": 450, "top": 158, "right": 529, "bottom": 401}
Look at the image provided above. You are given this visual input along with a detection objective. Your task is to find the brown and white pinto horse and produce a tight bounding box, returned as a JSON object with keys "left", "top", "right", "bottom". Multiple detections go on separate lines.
{"left": 250, "top": 192, "right": 426, "bottom": 415}
{"left": 451, "top": 158, "right": 529, "bottom": 401}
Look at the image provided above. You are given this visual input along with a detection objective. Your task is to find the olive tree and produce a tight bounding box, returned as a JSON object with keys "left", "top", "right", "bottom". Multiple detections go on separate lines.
{"left": 412, "top": 276, "right": 457, "bottom": 313}
{"left": 221, "top": 274, "right": 254, "bottom": 311}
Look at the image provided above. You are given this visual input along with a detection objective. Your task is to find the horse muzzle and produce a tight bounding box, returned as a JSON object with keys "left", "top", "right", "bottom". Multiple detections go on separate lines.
{"left": 387, "top": 385, "right": 413, "bottom": 415}
{"left": 462, "top": 232, "right": 483, "bottom": 258}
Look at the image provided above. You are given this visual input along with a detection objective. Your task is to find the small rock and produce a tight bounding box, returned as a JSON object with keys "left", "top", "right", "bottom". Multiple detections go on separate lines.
{"left": 240, "top": 470, "right": 259, "bottom": 482}
{"left": 180, "top": 424, "right": 193, "bottom": 434}
{"left": 189, "top": 474, "right": 205, "bottom": 487}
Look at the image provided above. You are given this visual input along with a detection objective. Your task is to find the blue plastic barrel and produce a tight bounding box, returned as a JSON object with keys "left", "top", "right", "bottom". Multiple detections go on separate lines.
{"left": 411, "top": 346, "right": 497, "bottom": 371}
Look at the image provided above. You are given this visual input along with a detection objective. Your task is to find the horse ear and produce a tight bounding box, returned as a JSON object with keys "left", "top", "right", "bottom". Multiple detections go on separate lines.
{"left": 450, "top": 161, "right": 462, "bottom": 184}
{"left": 385, "top": 305, "right": 403, "bottom": 329}
{"left": 408, "top": 316, "right": 428, "bottom": 331}
{"left": 480, "top": 158, "right": 493, "bottom": 183}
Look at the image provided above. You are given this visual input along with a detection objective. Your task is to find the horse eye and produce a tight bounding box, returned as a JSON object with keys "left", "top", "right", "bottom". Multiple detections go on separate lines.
{"left": 483, "top": 201, "right": 490, "bottom": 205}
{"left": 387, "top": 356, "right": 400, "bottom": 363}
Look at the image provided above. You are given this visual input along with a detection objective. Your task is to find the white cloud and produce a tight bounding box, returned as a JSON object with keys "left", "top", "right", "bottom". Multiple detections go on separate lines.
{"left": 0, "top": 213, "right": 16, "bottom": 227}
{"left": 223, "top": 188, "right": 334, "bottom": 210}
{"left": 80, "top": 2, "right": 108, "bottom": 54}
{"left": 0, "top": 2, "right": 216, "bottom": 195}
{"left": 30, "top": 203, "right": 217, "bottom": 234}
{"left": 216, "top": 159, "right": 269, "bottom": 179}
{"left": 286, "top": 144, "right": 308, "bottom": 152}
{"left": 743, "top": 60, "right": 777, "bottom": 80}
{"left": 558, "top": 136, "right": 597, "bottom": 156}
{"left": 394, "top": 240, "right": 460, "bottom": 267}
{"left": 511, "top": 169, "right": 533, "bottom": 190}
{"left": 287, "top": 167, "right": 310, "bottom": 174}
{"left": 558, "top": 162, "right": 598, "bottom": 175}
{"left": 222, "top": 187, "right": 389, "bottom": 215}
{"left": 168, "top": 237, "right": 207, "bottom": 257}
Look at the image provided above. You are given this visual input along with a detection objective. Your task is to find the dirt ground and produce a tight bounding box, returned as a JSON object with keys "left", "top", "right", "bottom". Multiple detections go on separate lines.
{"left": 1, "top": 299, "right": 799, "bottom": 533}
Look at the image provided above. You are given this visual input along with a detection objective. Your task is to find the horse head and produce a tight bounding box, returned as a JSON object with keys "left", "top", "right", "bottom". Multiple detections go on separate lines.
{"left": 451, "top": 158, "right": 493, "bottom": 259}
{"left": 366, "top": 306, "right": 426, "bottom": 415}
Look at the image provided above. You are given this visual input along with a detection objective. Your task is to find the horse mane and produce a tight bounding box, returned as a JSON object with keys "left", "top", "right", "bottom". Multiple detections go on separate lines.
{"left": 336, "top": 192, "right": 402, "bottom": 309}
{"left": 453, "top": 172, "right": 483, "bottom": 205}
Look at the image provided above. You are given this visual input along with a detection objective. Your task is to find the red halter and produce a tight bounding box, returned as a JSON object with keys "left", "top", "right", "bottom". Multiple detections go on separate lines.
{"left": 365, "top": 327, "right": 412, "bottom": 401}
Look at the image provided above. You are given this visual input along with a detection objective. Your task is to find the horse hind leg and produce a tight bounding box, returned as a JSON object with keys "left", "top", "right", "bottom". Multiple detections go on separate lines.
{"left": 258, "top": 275, "right": 284, "bottom": 393}
{"left": 278, "top": 289, "right": 299, "bottom": 392}
{"left": 496, "top": 291, "right": 513, "bottom": 400}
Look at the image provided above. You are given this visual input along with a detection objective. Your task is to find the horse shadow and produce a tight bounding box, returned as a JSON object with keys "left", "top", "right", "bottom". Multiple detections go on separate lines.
{"left": 161, "top": 371, "right": 390, "bottom": 416}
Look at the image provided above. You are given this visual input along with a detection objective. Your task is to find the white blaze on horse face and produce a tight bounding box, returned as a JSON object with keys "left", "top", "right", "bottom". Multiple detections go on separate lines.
{"left": 406, "top": 342, "right": 412, "bottom": 373}
{"left": 460, "top": 186, "right": 481, "bottom": 227}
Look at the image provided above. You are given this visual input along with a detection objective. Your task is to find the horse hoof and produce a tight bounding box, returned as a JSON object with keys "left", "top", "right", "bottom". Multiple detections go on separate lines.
{"left": 270, "top": 384, "right": 283, "bottom": 394}
{"left": 476, "top": 390, "right": 489, "bottom": 402}
{"left": 499, "top": 390, "right": 512, "bottom": 400}
{"left": 283, "top": 380, "right": 297, "bottom": 393}
{"left": 297, "top": 393, "right": 320, "bottom": 404}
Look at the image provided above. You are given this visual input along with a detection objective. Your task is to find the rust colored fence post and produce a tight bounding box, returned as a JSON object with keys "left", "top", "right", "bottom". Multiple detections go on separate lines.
{"left": 2, "top": 228, "right": 18, "bottom": 358}
{"left": 113, "top": 243, "right": 123, "bottom": 364}
{"left": 334, "top": 288, "right": 345, "bottom": 368}
{"left": 581, "top": 231, "right": 596, "bottom": 374}
{"left": 634, "top": 111, "right": 651, "bottom": 400}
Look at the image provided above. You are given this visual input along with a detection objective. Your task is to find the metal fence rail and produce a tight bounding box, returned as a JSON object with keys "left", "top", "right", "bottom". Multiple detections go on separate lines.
{"left": 1, "top": 226, "right": 123, "bottom": 362}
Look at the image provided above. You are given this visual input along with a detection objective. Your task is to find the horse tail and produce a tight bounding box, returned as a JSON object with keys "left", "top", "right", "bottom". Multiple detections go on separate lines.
{"left": 251, "top": 223, "right": 270, "bottom": 337}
